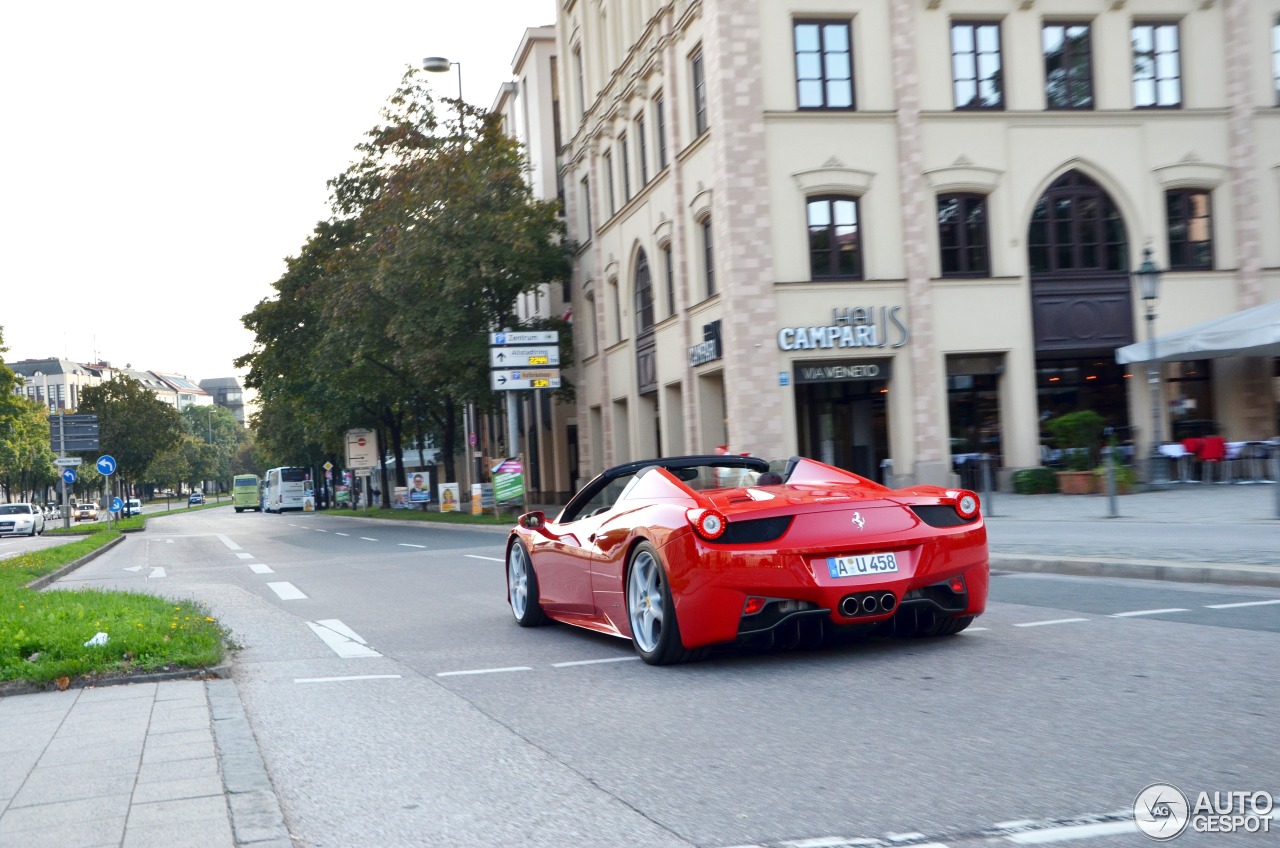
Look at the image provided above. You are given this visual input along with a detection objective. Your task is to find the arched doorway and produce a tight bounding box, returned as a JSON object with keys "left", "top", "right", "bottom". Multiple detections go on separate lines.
{"left": 1026, "top": 170, "right": 1134, "bottom": 442}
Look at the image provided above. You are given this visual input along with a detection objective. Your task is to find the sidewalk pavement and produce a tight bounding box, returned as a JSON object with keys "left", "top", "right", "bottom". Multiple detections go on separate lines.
{"left": 2, "top": 482, "right": 1276, "bottom": 848}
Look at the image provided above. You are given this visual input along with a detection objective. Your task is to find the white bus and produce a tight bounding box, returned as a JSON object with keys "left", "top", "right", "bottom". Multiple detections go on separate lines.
{"left": 263, "top": 467, "right": 312, "bottom": 513}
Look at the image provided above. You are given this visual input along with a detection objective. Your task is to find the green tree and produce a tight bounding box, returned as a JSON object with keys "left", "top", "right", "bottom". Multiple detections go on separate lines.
{"left": 0, "top": 328, "right": 58, "bottom": 502}
{"left": 78, "top": 374, "right": 183, "bottom": 498}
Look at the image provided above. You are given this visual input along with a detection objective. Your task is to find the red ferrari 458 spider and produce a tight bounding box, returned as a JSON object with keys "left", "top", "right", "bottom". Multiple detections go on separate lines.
{"left": 506, "top": 454, "right": 988, "bottom": 664}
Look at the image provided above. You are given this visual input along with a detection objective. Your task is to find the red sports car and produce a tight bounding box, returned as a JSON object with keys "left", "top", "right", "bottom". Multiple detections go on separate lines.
{"left": 506, "top": 454, "right": 988, "bottom": 664}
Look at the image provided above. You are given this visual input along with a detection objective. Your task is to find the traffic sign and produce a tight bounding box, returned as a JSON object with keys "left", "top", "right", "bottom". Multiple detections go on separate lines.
{"left": 62, "top": 467, "right": 77, "bottom": 484}
{"left": 489, "top": 347, "right": 560, "bottom": 368}
{"left": 491, "top": 369, "right": 562, "bottom": 391}
{"left": 111, "top": 497, "right": 123, "bottom": 513}
{"left": 490, "top": 330, "right": 558, "bottom": 346}
{"left": 96, "top": 455, "right": 117, "bottom": 476}
{"left": 323, "top": 461, "right": 333, "bottom": 471}
{"left": 345, "top": 429, "right": 379, "bottom": 469}
{"left": 54, "top": 457, "right": 83, "bottom": 466}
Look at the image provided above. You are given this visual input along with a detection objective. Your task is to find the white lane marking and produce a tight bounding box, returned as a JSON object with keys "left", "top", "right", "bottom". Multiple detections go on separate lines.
{"left": 1005, "top": 820, "right": 1137, "bottom": 843}
{"left": 1109, "top": 608, "right": 1189, "bottom": 618}
{"left": 124, "top": 565, "right": 143, "bottom": 572}
{"left": 967, "top": 627, "right": 989, "bottom": 632}
{"left": 1013, "top": 618, "right": 1089, "bottom": 628}
{"left": 436, "top": 667, "right": 532, "bottom": 677}
{"left": 993, "top": 820, "right": 1038, "bottom": 830}
{"left": 306, "top": 620, "right": 380, "bottom": 658}
{"left": 148, "top": 567, "right": 166, "bottom": 579}
{"left": 360, "top": 537, "right": 378, "bottom": 542}
{"left": 267, "top": 582, "right": 307, "bottom": 601}
{"left": 295, "top": 675, "right": 401, "bottom": 684}
{"left": 234, "top": 552, "right": 253, "bottom": 560}
{"left": 217, "top": 534, "right": 241, "bottom": 551}
{"left": 315, "top": 529, "right": 326, "bottom": 533}
{"left": 552, "top": 657, "right": 641, "bottom": 668}
{"left": 466, "top": 555, "right": 504, "bottom": 562}
{"left": 1206, "top": 599, "right": 1280, "bottom": 609}
{"left": 398, "top": 543, "right": 426, "bottom": 549}
{"left": 248, "top": 563, "right": 274, "bottom": 574}
{"left": 335, "top": 532, "right": 350, "bottom": 537}
{"left": 887, "top": 833, "right": 927, "bottom": 842}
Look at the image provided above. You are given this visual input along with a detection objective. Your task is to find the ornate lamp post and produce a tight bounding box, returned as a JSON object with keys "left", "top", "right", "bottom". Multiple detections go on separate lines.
{"left": 1132, "top": 247, "right": 1165, "bottom": 484}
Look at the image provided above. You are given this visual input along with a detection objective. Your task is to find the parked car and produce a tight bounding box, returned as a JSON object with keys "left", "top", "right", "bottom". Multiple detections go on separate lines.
{"left": 506, "top": 454, "right": 989, "bottom": 664}
{"left": 122, "top": 498, "right": 142, "bottom": 517}
{"left": 0, "top": 503, "right": 45, "bottom": 536}
{"left": 74, "top": 502, "right": 99, "bottom": 522}
{"left": 188, "top": 492, "right": 205, "bottom": 506}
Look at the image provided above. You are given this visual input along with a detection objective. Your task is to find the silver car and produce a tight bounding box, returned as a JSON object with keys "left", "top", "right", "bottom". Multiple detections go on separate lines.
{"left": 0, "top": 503, "right": 46, "bottom": 537}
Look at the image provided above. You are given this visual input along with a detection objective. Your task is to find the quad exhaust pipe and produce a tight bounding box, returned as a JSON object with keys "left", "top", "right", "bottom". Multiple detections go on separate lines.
{"left": 839, "top": 592, "right": 897, "bottom": 617}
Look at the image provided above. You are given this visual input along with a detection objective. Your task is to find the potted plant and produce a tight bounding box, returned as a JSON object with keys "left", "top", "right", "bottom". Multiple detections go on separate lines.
{"left": 1045, "top": 410, "right": 1106, "bottom": 494}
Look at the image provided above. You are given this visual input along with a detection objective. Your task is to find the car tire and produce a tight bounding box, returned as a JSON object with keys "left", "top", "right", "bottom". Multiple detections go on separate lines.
{"left": 28, "top": 524, "right": 37, "bottom": 537}
{"left": 626, "top": 542, "right": 700, "bottom": 665}
{"left": 507, "top": 539, "right": 548, "bottom": 627}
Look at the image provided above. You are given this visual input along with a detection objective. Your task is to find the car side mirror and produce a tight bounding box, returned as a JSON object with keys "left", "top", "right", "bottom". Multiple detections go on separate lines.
{"left": 518, "top": 511, "right": 546, "bottom": 531}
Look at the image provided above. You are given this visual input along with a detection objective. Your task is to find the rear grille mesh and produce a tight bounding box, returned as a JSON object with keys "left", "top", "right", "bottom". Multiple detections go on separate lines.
{"left": 720, "top": 516, "right": 793, "bottom": 544}
{"left": 909, "top": 505, "right": 977, "bottom": 528}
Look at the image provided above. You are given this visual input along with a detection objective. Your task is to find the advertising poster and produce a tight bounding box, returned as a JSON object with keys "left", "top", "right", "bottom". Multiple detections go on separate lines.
{"left": 439, "top": 482, "right": 460, "bottom": 512}
{"left": 392, "top": 486, "right": 409, "bottom": 508}
{"left": 493, "top": 458, "right": 524, "bottom": 503}
{"left": 407, "top": 472, "right": 431, "bottom": 504}
{"left": 470, "top": 484, "right": 483, "bottom": 515}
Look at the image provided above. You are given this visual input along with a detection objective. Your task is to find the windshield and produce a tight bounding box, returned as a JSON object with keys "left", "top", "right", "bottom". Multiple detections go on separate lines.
{"left": 0, "top": 504, "right": 32, "bottom": 515}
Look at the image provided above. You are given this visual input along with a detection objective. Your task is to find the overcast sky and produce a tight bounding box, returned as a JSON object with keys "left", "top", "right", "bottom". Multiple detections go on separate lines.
{"left": 1, "top": 0, "right": 556, "bottom": 382}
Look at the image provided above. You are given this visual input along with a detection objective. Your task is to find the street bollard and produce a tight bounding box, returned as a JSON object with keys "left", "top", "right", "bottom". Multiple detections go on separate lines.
{"left": 980, "top": 453, "right": 996, "bottom": 517}
{"left": 1104, "top": 447, "right": 1119, "bottom": 519}
{"left": 1273, "top": 444, "right": 1279, "bottom": 520}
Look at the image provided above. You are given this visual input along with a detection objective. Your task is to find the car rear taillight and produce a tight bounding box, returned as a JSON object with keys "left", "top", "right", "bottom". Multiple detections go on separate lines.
{"left": 686, "top": 507, "right": 728, "bottom": 541}
{"left": 948, "top": 575, "right": 966, "bottom": 594}
{"left": 743, "top": 597, "right": 766, "bottom": 616}
{"left": 954, "top": 490, "right": 980, "bottom": 520}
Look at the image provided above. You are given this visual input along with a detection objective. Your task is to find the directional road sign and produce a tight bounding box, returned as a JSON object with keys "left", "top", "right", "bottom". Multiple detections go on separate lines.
{"left": 96, "top": 455, "right": 117, "bottom": 476}
{"left": 491, "top": 369, "right": 562, "bottom": 391}
{"left": 345, "top": 429, "right": 379, "bottom": 469}
{"left": 111, "top": 497, "right": 124, "bottom": 513}
{"left": 490, "top": 331, "right": 558, "bottom": 346}
{"left": 489, "top": 347, "right": 560, "bottom": 368}
{"left": 54, "top": 457, "right": 83, "bottom": 467}
{"left": 62, "top": 468, "right": 77, "bottom": 484}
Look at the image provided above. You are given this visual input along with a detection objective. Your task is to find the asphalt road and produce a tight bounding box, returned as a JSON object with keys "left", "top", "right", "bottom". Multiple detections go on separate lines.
{"left": 55, "top": 507, "right": 1279, "bottom": 848}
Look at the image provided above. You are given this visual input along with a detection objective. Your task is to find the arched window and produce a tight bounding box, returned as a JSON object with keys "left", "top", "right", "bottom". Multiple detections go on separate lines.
{"left": 1027, "top": 171, "right": 1126, "bottom": 275}
{"left": 634, "top": 249, "right": 655, "bottom": 333}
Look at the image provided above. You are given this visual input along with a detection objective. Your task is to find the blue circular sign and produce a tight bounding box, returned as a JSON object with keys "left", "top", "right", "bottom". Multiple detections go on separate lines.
{"left": 111, "top": 497, "right": 123, "bottom": 512}
{"left": 62, "top": 467, "right": 77, "bottom": 484}
{"left": 96, "top": 455, "right": 117, "bottom": 475}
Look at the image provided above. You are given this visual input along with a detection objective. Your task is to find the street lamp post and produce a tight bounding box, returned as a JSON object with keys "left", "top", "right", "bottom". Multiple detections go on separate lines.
{"left": 423, "top": 56, "right": 463, "bottom": 104}
{"left": 1132, "top": 246, "right": 1165, "bottom": 485}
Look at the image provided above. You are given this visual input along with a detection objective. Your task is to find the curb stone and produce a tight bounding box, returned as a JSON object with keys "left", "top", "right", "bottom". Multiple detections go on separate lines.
{"left": 208, "top": 678, "right": 292, "bottom": 847}
{"left": 989, "top": 553, "right": 1280, "bottom": 588}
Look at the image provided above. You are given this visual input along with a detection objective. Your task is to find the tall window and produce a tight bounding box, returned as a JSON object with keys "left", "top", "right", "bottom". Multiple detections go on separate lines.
{"left": 1132, "top": 22, "right": 1181, "bottom": 108}
{"left": 1027, "top": 171, "right": 1126, "bottom": 274}
{"left": 807, "top": 196, "right": 862, "bottom": 279}
{"left": 702, "top": 219, "right": 716, "bottom": 297}
{"left": 637, "top": 115, "right": 649, "bottom": 185}
{"left": 951, "top": 21, "right": 1002, "bottom": 109}
{"left": 635, "top": 251, "right": 655, "bottom": 333}
{"left": 1043, "top": 22, "right": 1093, "bottom": 109}
{"left": 663, "top": 245, "right": 675, "bottom": 317}
{"left": 794, "top": 20, "right": 854, "bottom": 109}
{"left": 574, "top": 46, "right": 586, "bottom": 121}
{"left": 937, "top": 194, "right": 990, "bottom": 277}
{"left": 1271, "top": 17, "right": 1279, "bottom": 105}
{"left": 581, "top": 175, "right": 592, "bottom": 235}
{"left": 620, "top": 133, "right": 632, "bottom": 202}
{"left": 655, "top": 94, "right": 668, "bottom": 168}
{"left": 603, "top": 150, "right": 616, "bottom": 216}
{"left": 1166, "top": 189, "right": 1213, "bottom": 270}
{"left": 691, "top": 50, "right": 708, "bottom": 136}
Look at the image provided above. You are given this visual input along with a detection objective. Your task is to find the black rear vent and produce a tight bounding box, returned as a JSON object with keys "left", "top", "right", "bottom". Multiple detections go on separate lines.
{"left": 909, "top": 505, "right": 976, "bottom": 528}
{"left": 720, "top": 516, "right": 794, "bottom": 544}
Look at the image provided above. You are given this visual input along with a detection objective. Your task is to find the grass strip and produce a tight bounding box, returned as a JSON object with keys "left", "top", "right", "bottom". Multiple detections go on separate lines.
{"left": 0, "top": 533, "right": 226, "bottom": 686}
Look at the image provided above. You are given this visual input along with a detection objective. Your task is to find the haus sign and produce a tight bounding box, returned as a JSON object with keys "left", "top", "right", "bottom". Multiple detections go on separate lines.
{"left": 777, "top": 307, "right": 909, "bottom": 351}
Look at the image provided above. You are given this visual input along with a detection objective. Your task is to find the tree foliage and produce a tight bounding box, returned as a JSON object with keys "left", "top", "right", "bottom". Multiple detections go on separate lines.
{"left": 239, "top": 69, "right": 571, "bottom": 500}
{"left": 0, "top": 327, "right": 58, "bottom": 501}
{"left": 78, "top": 375, "right": 183, "bottom": 496}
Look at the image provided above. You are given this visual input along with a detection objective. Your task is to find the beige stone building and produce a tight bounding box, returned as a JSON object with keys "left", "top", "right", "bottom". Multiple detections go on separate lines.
{"left": 551, "top": 0, "right": 1280, "bottom": 489}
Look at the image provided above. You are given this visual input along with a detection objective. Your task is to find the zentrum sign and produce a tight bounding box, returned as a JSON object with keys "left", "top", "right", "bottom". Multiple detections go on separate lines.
{"left": 778, "top": 306, "right": 909, "bottom": 351}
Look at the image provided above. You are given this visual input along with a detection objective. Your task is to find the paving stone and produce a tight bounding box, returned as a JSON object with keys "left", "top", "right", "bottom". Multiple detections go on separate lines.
{"left": 9, "top": 757, "right": 138, "bottom": 808}
{"left": 136, "top": 756, "right": 219, "bottom": 785}
{"left": 0, "top": 794, "right": 131, "bottom": 837}
{"left": 140, "top": 739, "right": 216, "bottom": 765}
{"left": 122, "top": 794, "right": 233, "bottom": 848}
{"left": 130, "top": 773, "right": 224, "bottom": 805}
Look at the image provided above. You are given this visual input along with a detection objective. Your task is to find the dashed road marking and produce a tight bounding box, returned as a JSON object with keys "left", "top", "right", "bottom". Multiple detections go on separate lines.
{"left": 551, "top": 656, "right": 641, "bottom": 668}
{"left": 295, "top": 675, "right": 401, "bottom": 684}
{"left": 1206, "top": 599, "right": 1280, "bottom": 609}
{"left": 335, "top": 532, "right": 350, "bottom": 537}
{"left": 267, "top": 581, "right": 307, "bottom": 600}
{"left": 248, "top": 563, "right": 274, "bottom": 574}
{"left": 148, "top": 567, "right": 166, "bottom": 579}
{"left": 306, "top": 619, "right": 380, "bottom": 658}
{"left": 1109, "top": 608, "right": 1188, "bottom": 617}
{"left": 234, "top": 552, "right": 253, "bottom": 560}
{"left": 398, "top": 543, "right": 426, "bottom": 549}
{"left": 217, "top": 534, "right": 241, "bottom": 551}
{"left": 466, "top": 555, "right": 504, "bottom": 562}
{"left": 436, "top": 666, "right": 531, "bottom": 677}
{"left": 1004, "top": 820, "right": 1137, "bottom": 843}
{"left": 1013, "top": 618, "right": 1089, "bottom": 628}
{"left": 360, "top": 537, "right": 378, "bottom": 542}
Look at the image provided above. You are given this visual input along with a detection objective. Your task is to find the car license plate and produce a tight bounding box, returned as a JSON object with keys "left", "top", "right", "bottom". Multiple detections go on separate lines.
{"left": 827, "top": 552, "right": 899, "bottom": 578}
